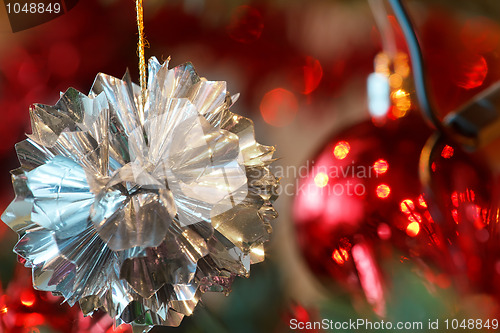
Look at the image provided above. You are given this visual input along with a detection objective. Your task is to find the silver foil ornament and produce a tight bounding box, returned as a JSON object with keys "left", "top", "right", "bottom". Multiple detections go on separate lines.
{"left": 1, "top": 57, "right": 279, "bottom": 332}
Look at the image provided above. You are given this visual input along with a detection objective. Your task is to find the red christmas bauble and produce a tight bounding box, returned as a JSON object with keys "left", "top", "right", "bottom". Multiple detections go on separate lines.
{"left": 293, "top": 109, "right": 500, "bottom": 314}
{"left": 293, "top": 114, "right": 433, "bottom": 316}
{"left": 420, "top": 134, "right": 500, "bottom": 297}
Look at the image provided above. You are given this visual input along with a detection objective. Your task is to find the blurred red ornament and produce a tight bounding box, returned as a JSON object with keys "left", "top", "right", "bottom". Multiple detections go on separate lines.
{"left": 293, "top": 114, "right": 432, "bottom": 316}
{"left": 293, "top": 108, "right": 500, "bottom": 313}
{"left": 420, "top": 135, "right": 500, "bottom": 297}
{"left": 0, "top": 268, "right": 132, "bottom": 333}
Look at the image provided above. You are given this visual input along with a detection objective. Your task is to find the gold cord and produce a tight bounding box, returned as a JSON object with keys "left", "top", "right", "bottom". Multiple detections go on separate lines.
{"left": 135, "top": 0, "right": 147, "bottom": 109}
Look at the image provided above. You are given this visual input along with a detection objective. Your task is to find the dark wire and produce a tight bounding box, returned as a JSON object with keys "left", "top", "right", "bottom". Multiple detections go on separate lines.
{"left": 388, "top": 0, "right": 443, "bottom": 130}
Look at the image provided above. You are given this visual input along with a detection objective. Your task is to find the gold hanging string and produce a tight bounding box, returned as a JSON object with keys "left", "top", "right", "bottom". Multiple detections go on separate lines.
{"left": 135, "top": 0, "right": 147, "bottom": 110}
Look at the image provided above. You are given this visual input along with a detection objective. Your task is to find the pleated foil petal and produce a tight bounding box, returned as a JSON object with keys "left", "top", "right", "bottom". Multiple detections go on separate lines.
{"left": 1, "top": 56, "right": 279, "bottom": 331}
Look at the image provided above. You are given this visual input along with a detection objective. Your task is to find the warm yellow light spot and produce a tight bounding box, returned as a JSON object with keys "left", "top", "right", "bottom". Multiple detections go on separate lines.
{"left": 400, "top": 199, "right": 415, "bottom": 214}
{"left": 406, "top": 222, "right": 420, "bottom": 237}
{"left": 374, "top": 52, "right": 390, "bottom": 76}
{"left": 392, "top": 89, "right": 407, "bottom": 99}
{"left": 332, "top": 250, "right": 344, "bottom": 264}
{"left": 21, "top": 299, "right": 34, "bottom": 307}
{"left": 332, "top": 248, "right": 349, "bottom": 265}
{"left": 333, "top": 141, "right": 350, "bottom": 160}
{"left": 314, "top": 172, "right": 329, "bottom": 188}
{"left": 391, "top": 89, "right": 411, "bottom": 118}
{"left": 389, "top": 73, "right": 403, "bottom": 88}
{"left": 0, "top": 306, "right": 7, "bottom": 314}
{"left": 20, "top": 291, "right": 35, "bottom": 307}
{"left": 376, "top": 184, "right": 391, "bottom": 199}
{"left": 251, "top": 247, "right": 265, "bottom": 257}
{"left": 394, "top": 53, "right": 410, "bottom": 77}
{"left": 373, "top": 159, "right": 389, "bottom": 175}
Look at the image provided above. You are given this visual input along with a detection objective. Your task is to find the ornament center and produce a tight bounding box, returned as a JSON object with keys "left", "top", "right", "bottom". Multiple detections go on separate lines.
{"left": 90, "top": 163, "right": 176, "bottom": 251}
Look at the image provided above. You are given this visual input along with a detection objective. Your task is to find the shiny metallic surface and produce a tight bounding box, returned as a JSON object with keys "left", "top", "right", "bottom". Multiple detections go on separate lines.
{"left": 1, "top": 57, "right": 279, "bottom": 331}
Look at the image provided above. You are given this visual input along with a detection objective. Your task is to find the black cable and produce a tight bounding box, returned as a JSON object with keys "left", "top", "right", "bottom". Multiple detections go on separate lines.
{"left": 388, "top": 0, "right": 444, "bottom": 131}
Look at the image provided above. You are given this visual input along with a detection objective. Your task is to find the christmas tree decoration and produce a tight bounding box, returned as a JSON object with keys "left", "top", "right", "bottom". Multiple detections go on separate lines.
{"left": 367, "top": 0, "right": 412, "bottom": 121}
{"left": 293, "top": 0, "right": 500, "bottom": 318}
{"left": 0, "top": 55, "right": 279, "bottom": 331}
{"left": 367, "top": 52, "right": 412, "bottom": 121}
{"left": 418, "top": 134, "right": 499, "bottom": 297}
{"left": 390, "top": 0, "right": 500, "bottom": 300}
{"left": 293, "top": 112, "right": 433, "bottom": 316}
{"left": 0, "top": 0, "right": 279, "bottom": 329}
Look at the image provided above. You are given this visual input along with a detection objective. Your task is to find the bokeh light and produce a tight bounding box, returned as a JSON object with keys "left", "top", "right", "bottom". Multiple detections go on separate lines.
{"left": 400, "top": 199, "right": 415, "bottom": 214}
{"left": 377, "top": 223, "right": 391, "bottom": 240}
{"left": 388, "top": 74, "right": 403, "bottom": 88}
{"left": 391, "top": 89, "right": 411, "bottom": 118}
{"left": 260, "top": 88, "right": 298, "bottom": 127}
{"left": 394, "top": 53, "right": 410, "bottom": 78}
{"left": 373, "top": 159, "right": 389, "bottom": 175}
{"left": 376, "top": 184, "right": 391, "bottom": 198}
{"left": 333, "top": 141, "right": 350, "bottom": 160}
{"left": 20, "top": 290, "right": 36, "bottom": 307}
{"left": 406, "top": 222, "right": 420, "bottom": 237}
{"left": 441, "top": 145, "right": 454, "bottom": 159}
{"left": 314, "top": 172, "right": 329, "bottom": 188}
{"left": 418, "top": 194, "right": 427, "bottom": 208}
{"left": 332, "top": 248, "right": 349, "bottom": 265}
